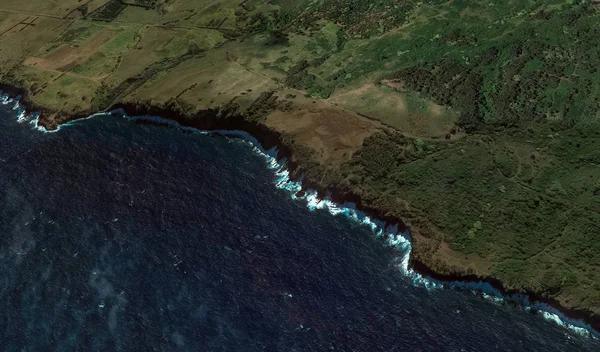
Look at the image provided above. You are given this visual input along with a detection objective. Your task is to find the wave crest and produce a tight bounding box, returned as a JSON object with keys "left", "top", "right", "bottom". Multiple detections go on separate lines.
{"left": 1, "top": 94, "right": 597, "bottom": 339}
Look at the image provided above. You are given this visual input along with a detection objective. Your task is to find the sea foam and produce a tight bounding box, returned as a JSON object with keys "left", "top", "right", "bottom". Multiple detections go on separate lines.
{"left": 1, "top": 95, "right": 597, "bottom": 339}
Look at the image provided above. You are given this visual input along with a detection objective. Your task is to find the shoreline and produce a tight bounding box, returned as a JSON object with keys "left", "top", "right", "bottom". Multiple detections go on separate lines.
{"left": 1, "top": 82, "right": 599, "bottom": 337}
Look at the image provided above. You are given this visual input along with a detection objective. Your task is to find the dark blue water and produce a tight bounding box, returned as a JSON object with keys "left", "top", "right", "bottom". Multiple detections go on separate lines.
{"left": 0, "top": 106, "right": 598, "bottom": 351}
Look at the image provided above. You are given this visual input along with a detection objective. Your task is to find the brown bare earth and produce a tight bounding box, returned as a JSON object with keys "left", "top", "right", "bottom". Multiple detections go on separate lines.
{"left": 267, "top": 102, "right": 377, "bottom": 164}
{"left": 24, "top": 30, "right": 115, "bottom": 72}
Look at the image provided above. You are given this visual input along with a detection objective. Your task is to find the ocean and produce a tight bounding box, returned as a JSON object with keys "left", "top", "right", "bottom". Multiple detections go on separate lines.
{"left": 0, "top": 102, "right": 598, "bottom": 351}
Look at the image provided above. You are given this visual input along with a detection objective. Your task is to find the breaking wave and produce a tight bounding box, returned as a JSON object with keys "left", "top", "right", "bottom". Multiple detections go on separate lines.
{"left": 2, "top": 91, "right": 597, "bottom": 339}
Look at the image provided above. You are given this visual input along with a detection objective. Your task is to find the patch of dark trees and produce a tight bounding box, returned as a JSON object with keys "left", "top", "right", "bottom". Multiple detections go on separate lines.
{"left": 396, "top": 59, "right": 485, "bottom": 131}
{"left": 396, "top": 31, "right": 599, "bottom": 131}
{"left": 87, "top": 0, "right": 128, "bottom": 21}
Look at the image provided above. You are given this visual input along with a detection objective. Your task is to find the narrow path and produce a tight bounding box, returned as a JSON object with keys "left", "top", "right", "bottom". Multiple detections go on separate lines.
{"left": 227, "top": 55, "right": 392, "bottom": 130}
{"left": 509, "top": 146, "right": 522, "bottom": 179}
{"left": 0, "top": 8, "right": 234, "bottom": 33}
{"left": 0, "top": 8, "right": 63, "bottom": 20}
{"left": 196, "top": 0, "right": 224, "bottom": 16}
{"left": 29, "top": 65, "right": 110, "bottom": 82}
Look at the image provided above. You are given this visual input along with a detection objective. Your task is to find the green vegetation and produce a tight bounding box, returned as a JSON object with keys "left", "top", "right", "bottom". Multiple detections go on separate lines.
{"left": 0, "top": 0, "right": 599, "bottom": 320}
{"left": 103, "top": 30, "right": 137, "bottom": 54}
{"left": 269, "top": 0, "right": 600, "bottom": 132}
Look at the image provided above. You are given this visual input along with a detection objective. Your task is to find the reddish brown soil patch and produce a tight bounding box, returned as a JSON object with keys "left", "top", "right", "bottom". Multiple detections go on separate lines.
{"left": 23, "top": 29, "right": 114, "bottom": 71}
{"left": 266, "top": 103, "right": 377, "bottom": 164}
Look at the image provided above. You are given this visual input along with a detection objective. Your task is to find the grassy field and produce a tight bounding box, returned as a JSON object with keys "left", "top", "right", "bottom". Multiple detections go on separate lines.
{"left": 1, "top": 0, "right": 599, "bottom": 320}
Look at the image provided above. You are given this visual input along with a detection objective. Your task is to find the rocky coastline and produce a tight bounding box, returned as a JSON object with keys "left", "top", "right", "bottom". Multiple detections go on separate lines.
{"left": 1, "top": 81, "right": 598, "bottom": 335}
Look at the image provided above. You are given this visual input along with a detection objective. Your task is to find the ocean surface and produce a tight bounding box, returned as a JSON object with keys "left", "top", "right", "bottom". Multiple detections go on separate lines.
{"left": 0, "top": 104, "right": 599, "bottom": 351}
